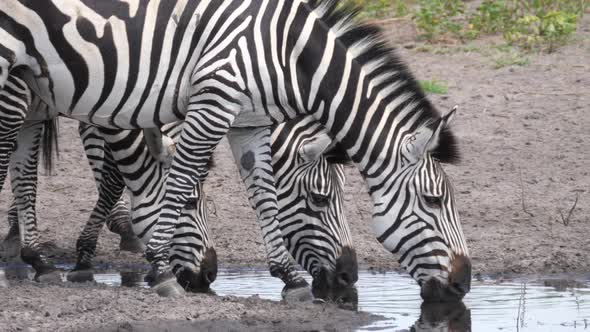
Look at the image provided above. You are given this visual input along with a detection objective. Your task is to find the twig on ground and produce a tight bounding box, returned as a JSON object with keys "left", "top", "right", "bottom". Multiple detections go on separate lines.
{"left": 206, "top": 197, "right": 218, "bottom": 217}
{"left": 519, "top": 169, "right": 534, "bottom": 217}
{"left": 557, "top": 193, "right": 579, "bottom": 226}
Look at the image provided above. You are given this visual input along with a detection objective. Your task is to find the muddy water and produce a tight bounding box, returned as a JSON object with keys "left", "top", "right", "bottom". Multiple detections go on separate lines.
{"left": 2, "top": 264, "right": 589, "bottom": 331}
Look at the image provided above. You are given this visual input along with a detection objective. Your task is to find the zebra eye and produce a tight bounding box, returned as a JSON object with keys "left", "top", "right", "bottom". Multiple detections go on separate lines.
{"left": 183, "top": 198, "right": 198, "bottom": 210}
{"left": 423, "top": 195, "right": 442, "bottom": 208}
{"left": 310, "top": 193, "right": 330, "bottom": 207}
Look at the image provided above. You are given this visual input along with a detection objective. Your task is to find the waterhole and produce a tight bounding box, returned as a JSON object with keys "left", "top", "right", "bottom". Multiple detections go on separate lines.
{"left": 2, "top": 264, "right": 589, "bottom": 331}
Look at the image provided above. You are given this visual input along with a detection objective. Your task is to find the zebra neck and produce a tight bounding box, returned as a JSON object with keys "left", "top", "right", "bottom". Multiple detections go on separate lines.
{"left": 277, "top": 1, "right": 437, "bottom": 197}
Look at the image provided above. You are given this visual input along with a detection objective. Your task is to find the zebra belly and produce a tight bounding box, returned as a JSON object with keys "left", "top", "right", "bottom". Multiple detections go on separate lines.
{"left": 232, "top": 108, "right": 273, "bottom": 127}
{"left": 68, "top": 88, "right": 187, "bottom": 129}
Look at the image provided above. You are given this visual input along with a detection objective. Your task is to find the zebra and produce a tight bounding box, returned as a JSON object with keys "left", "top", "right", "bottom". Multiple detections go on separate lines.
{"left": 75, "top": 116, "right": 358, "bottom": 297}
{"left": 3, "top": 111, "right": 358, "bottom": 298}
{"left": 0, "top": 0, "right": 471, "bottom": 301}
{"left": 4, "top": 115, "right": 218, "bottom": 292}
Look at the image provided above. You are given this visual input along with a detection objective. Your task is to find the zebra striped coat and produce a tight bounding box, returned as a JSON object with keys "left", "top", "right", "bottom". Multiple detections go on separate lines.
{"left": 0, "top": 0, "right": 470, "bottom": 301}
{"left": 4, "top": 113, "right": 356, "bottom": 296}
{"left": 76, "top": 115, "right": 356, "bottom": 291}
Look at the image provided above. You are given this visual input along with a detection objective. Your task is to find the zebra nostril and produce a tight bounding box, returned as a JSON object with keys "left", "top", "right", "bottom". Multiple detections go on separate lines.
{"left": 452, "top": 282, "right": 468, "bottom": 295}
{"left": 205, "top": 270, "right": 217, "bottom": 284}
{"left": 334, "top": 246, "right": 358, "bottom": 288}
{"left": 201, "top": 247, "right": 218, "bottom": 285}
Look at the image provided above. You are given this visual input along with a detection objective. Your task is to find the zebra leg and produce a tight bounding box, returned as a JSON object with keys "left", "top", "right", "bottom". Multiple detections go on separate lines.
{"left": 105, "top": 198, "right": 145, "bottom": 253}
{"left": 0, "top": 74, "right": 30, "bottom": 261}
{"left": 73, "top": 149, "right": 126, "bottom": 272}
{"left": 10, "top": 121, "right": 58, "bottom": 281}
{"left": 228, "top": 126, "right": 311, "bottom": 301}
{"left": 145, "top": 107, "right": 239, "bottom": 297}
{"left": 0, "top": 75, "right": 30, "bottom": 193}
{"left": 1, "top": 201, "right": 20, "bottom": 257}
{"left": 76, "top": 123, "right": 143, "bottom": 259}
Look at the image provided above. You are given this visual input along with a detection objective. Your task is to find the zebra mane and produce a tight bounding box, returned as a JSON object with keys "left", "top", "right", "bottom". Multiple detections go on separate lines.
{"left": 325, "top": 142, "right": 352, "bottom": 165}
{"left": 431, "top": 126, "right": 461, "bottom": 164}
{"left": 307, "top": 0, "right": 461, "bottom": 165}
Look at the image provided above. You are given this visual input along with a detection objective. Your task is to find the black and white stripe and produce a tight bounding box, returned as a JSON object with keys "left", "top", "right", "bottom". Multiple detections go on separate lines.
{"left": 0, "top": 0, "right": 470, "bottom": 300}
{"left": 84, "top": 115, "right": 356, "bottom": 288}
{"left": 0, "top": 74, "right": 31, "bottom": 195}
{"left": 76, "top": 122, "right": 216, "bottom": 286}
{"left": 272, "top": 116, "right": 354, "bottom": 283}
{"left": 4, "top": 114, "right": 357, "bottom": 293}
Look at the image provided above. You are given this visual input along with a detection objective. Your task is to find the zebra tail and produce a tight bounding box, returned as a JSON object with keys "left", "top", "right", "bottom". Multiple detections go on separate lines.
{"left": 41, "top": 118, "right": 59, "bottom": 175}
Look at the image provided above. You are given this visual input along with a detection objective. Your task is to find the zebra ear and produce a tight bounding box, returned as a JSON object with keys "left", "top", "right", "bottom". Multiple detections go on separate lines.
{"left": 299, "top": 133, "right": 334, "bottom": 162}
{"left": 406, "top": 106, "right": 457, "bottom": 161}
{"left": 425, "top": 106, "right": 457, "bottom": 153}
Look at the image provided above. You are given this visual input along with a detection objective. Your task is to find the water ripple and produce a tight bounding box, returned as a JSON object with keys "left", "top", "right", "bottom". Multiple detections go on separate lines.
{"left": 2, "top": 265, "right": 589, "bottom": 331}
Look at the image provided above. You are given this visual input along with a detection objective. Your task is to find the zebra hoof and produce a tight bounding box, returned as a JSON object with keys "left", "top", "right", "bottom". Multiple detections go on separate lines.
{"left": 119, "top": 235, "right": 146, "bottom": 253}
{"left": 151, "top": 271, "right": 185, "bottom": 298}
{"left": 21, "top": 247, "right": 60, "bottom": 283}
{"left": 34, "top": 269, "right": 63, "bottom": 283}
{"left": 0, "top": 270, "right": 8, "bottom": 288}
{"left": 66, "top": 269, "right": 95, "bottom": 283}
{"left": 281, "top": 284, "right": 314, "bottom": 302}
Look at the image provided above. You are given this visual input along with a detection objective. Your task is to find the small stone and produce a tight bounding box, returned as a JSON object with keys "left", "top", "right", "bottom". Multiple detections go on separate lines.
{"left": 44, "top": 312, "right": 50, "bottom": 317}
{"left": 403, "top": 43, "right": 415, "bottom": 49}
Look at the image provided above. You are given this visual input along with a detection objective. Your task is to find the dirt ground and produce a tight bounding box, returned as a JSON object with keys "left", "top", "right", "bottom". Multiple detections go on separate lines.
{"left": 0, "top": 279, "right": 376, "bottom": 331}
{"left": 0, "top": 11, "right": 589, "bottom": 332}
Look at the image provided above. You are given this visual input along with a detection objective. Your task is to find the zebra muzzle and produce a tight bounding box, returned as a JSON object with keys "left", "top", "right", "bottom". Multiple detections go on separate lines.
{"left": 420, "top": 255, "right": 472, "bottom": 302}
{"left": 175, "top": 247, "right": 218, "bottom": 292}
{"left": 311, "top": 246, "right": 359, "bottom": 302}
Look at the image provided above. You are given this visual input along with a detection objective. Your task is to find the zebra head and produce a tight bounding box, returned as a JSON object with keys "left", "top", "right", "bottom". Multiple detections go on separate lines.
{"left": 273, "top": 117, "right": 358, "bottom": 301}
{"left": 371, "top": 108, "right": 470, "bottom": 302}
{"left": 167, "top": 180, "right": 218, "bottom": 293}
